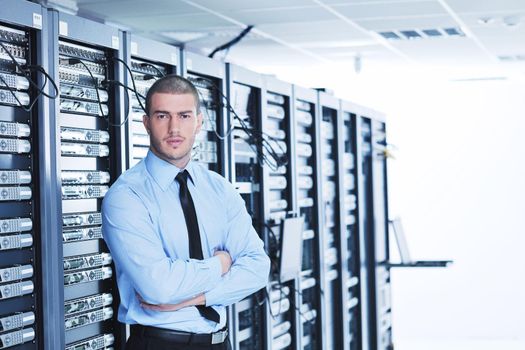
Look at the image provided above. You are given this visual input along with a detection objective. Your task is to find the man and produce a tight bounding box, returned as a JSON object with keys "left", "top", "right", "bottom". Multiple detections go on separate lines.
{"left": 102, "top": 74, "right": 270, "bottom": 350}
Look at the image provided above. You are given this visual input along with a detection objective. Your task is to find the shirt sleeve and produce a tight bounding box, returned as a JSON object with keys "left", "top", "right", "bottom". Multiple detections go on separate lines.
{"left": 204, "top": 183, "right": 270, "bottom": 307}
{"left": 102, "top": 185, "right": 223, "bottom": 305}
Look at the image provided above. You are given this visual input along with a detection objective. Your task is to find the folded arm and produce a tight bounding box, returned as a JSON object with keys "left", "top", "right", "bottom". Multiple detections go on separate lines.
{"left": 204, "top": 185, "right": 270, "bottom": 307}
{"left": 140, "top": 182, "right": 270, "bottom": 311}
{"left": 102, "top": 186, "right": 227, "bottom": 305}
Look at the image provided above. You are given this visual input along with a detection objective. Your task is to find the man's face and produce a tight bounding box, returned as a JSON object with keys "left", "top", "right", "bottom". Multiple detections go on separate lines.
{"left": 143, "top": 92, "right": 202, "bottom": 168}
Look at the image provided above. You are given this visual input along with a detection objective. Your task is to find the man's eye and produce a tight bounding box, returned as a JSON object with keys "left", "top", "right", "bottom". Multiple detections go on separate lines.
{"left": 180, "top": 114, "right": 191, "bottom": 119}
{"left": 157, "top": 114, "right": 168, "bottom": 119}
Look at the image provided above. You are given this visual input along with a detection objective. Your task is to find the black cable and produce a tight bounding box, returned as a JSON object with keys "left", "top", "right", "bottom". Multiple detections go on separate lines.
{"left": 102, "top": 79, "right": 131, "bottom": 127}
{"left": 208, "top": 25, "right": 254, "bottom": 59}
{"left": 60, "top": 57, "right": 106, "bottom": 118}
{"left": 104, "top": 79, "right": 145, "bottom": 100}
{"left": 191, "top": 79, "right": 234, "bottom": 141}
{"left": 25, "top": 64, "right": 59, "bottom": 99}
{"left": 0, "top": 41, "right": 58, "bottom": 99}
{"left": 111, "top": 56, "right": 147, "bottom": 114}
{"left": 193, "top": 76, "right": 288, "bottom": 170}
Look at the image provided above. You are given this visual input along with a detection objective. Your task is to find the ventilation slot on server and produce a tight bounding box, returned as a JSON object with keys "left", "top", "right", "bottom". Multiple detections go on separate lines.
{"left": 0, "top": 23, "right": 39, "bottom": 350}
{"left": 128, "top": 58, "right": 167, "bottom": 166}
{"left": 58, "top": 39, "right": 117, "bottom": 347}
{"left": 294, "top": 98, "right": 320, "bottom": 350}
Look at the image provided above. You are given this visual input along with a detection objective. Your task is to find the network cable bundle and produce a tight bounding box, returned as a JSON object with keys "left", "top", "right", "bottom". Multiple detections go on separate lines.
{"left": 0, "top": 22, "right": 39, "bottom": 350}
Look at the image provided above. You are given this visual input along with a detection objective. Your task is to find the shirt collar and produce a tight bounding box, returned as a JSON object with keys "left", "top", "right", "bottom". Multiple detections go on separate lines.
{"left": 145, "top": 150, "right": 197, "bottom": 191}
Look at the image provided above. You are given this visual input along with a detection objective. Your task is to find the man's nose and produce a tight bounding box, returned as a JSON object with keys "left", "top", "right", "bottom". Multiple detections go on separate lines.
{"left": 168, "top": 116, "right": 181, "bottom": 133}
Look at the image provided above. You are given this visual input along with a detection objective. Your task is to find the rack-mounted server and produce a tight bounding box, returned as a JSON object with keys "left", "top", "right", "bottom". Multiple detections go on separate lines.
{"left": 358, "top": 111, "right": 393, "bottom": 350}
{"left": 262, "top": 76, "right": 296, "bottom": 350}
{"left": 318, "top": 92, "right": 343, "bottom": 350}
{"left": 292, "top": 86, "right": 323, "bottom": 350}
{"left": 226, "top": 64, "right": 266, "bottom": 350}
{"left": 0, "top": 3, "right": 45, "bottom": 348}
{"left": 339, "top": 101, "right": 363, "bottom": 350}
{"left": 51, "top": 11, "right": 126, "bottom": 350}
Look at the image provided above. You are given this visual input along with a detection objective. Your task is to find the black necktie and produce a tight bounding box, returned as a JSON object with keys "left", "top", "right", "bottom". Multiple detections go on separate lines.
{"left": 176, "top": 170, "right": 220, "bottom": 323}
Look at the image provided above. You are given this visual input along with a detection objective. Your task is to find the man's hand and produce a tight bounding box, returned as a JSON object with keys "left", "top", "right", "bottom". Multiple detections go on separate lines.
{"left": 138, "top": 293, "right": 205, "bottom": 312}
{"left": 214, "top": 250, "right": 232, "bottom": 275}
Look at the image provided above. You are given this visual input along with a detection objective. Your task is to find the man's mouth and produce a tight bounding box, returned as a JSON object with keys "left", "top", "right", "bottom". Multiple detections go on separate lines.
{"left": 166, "top": 137, "right": 184, "bottom": 147}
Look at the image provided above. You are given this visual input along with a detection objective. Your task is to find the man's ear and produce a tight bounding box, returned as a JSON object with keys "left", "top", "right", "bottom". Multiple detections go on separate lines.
{"left": 195, "top": 112, "right": 203, "bottom": 134}
{"left": 142, "top": 114, "right": 150, "bottom": 134}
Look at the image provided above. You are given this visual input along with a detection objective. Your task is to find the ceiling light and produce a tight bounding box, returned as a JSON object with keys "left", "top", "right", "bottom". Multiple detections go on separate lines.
{"left": 379, "top": 32, "right": 401, "bottom": 40}
{"left": 161, "top": 31, "right": 209, "bottom": 43}
{"left": 400, "top": 30, "right": 422, "bottom": 40}
{"left": 378, "top": 27, "right": 465, "bottom": 41}
{"left": 443, "top": 27, "right": 465, "bottom": 36}
{"left": 422, "top": 29, "right": 442, "bottom": 37}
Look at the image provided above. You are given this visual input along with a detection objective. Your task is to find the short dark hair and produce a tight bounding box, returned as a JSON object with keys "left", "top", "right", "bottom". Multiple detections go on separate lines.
{"left": 145, "top": 74, "right": 200, "bottom": 116}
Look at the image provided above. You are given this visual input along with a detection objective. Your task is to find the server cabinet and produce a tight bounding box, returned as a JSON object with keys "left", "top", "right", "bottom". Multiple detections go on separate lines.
{"left": 291, "top": 86, "right": 322, "bottom": 350}
{"left": 317, "top": 92, "right": 343, "bottom": 350}
{"left": 262, "top": 76, "right": 296, "bottom": 350}
{"left": 48, "top": 11, "right": 126, "bottom": 350}
{"left": 123, "top": 34, "right": 180, "bottom": 168}
{"left": 357, "top": 111, "right": 393, "bottom": 350}
{"left": 339, "top": 101, "right": 363, "bottom": 350}
{"left": 0, "top": 2, "right": 46, "bottom": 349}
{"left": 226, "top": 63, "right": 267, "bottom": 350}
{"left": 181, "top": 51, "right": 228, "bottom": 177}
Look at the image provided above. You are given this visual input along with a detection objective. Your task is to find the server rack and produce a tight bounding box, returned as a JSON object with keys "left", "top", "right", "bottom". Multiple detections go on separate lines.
{"left": 0, "top": 2, "right": 45, "bottom": 349}
{"left": 357, "top": 110, "right": 393, "bottom": 350}
{"left": 339, "top": 101, "right": 363, "bottom": 350}
{"left": 226, "top": 63, "right": 267, "bottom": 350}
{"left": 48, "top": 11, "right": 126, "bottom": 350}
{"left": 181, "top": 51, "right": 228, "bottom": 178}
{"left": 122, "top": 34, "right": 180, "bottom": 168}
{"left": 262, "top": 76, "right": 296, "bottom": 350}
{"left": 317, "top": 92, "right": 343, "bottom": 350}
{"left": 292, "top": 86, "right": 323, "bottom": 350}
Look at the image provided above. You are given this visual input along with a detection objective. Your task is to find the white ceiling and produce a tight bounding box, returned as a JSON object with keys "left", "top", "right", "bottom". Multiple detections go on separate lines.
{"left": 49, "top": 0, "right": 525, "bottom": 80}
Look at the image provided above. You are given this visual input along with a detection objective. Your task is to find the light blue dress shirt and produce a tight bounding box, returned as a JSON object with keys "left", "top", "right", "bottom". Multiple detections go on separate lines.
{"left": 102, "top": 150, "right": 270, "bottom": 333}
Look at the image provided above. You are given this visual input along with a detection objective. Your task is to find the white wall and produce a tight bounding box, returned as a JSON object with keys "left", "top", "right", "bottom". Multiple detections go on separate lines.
{"left": 252, "top": 62, "right": 525, "bottom": 349}
{"left": 373, "top": 77, "right": 525, "bottom": 350}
